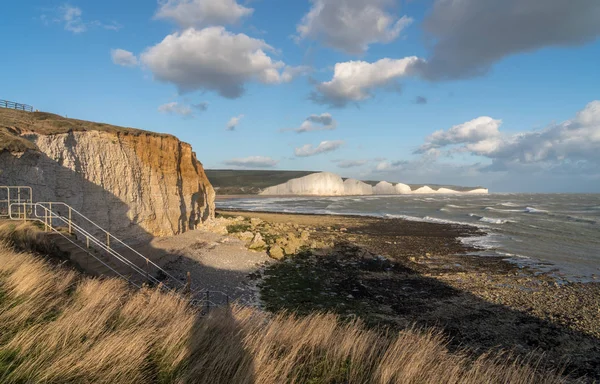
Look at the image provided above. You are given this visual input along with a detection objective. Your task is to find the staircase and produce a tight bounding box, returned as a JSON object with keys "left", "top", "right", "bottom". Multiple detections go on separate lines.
{"left": 47, "top": 233, "right": 127, "bottom": 278}
{"left": 1, "top": 186, "right": 230, "bottom": 308}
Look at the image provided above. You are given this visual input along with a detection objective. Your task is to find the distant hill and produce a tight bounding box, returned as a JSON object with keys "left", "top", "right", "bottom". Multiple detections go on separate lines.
{"left": 207, "top": 170, "right": 484, "bottom": 195}
{"left": 206, "top": 170, "right": 317, "bottom": 195}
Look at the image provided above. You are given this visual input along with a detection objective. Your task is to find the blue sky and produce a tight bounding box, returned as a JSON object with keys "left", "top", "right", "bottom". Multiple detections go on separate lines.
{"left": 2, "top": 0, "right": 600, "bottom": 192}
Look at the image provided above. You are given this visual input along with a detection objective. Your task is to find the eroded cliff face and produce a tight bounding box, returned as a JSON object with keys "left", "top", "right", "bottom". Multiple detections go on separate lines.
{"left": 0, "top": 130, "right": 215, "bottom": 240}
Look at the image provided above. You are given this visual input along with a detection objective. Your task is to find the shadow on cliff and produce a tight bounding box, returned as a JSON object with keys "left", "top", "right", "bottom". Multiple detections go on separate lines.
{"left": 0, "top": 150, "right": 247, "bottom": 298}
{"left": 1, "top": 150, "right": 256, "bottom": 383}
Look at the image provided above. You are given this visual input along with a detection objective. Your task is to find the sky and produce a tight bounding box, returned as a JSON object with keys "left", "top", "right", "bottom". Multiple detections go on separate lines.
{"left": 2, "top": 0, "right": 600, "bottom": 193}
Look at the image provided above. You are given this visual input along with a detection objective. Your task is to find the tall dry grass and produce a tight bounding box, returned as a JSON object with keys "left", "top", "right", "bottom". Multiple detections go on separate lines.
{"left": 0, "top": 237, "right": 568, "bottom": 383}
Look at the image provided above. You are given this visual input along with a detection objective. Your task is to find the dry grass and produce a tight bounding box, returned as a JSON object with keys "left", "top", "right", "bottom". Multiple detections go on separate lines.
{"left": 0, "top": 237, "right": 568, "bottom": 383}
{"left": 0, "top": 108, "right": 171, "bottom": 139}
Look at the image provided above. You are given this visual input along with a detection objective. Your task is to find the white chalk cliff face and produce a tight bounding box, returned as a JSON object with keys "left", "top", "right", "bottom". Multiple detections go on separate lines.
{"left": 344, "top": 178, "right": 374, "bottom": 195}
{"left": 1, "top": 128, "right": 215, "bottom": 240}
{"left": 260, "top": 172, "right": 488, "bottom": 196}
{"left": 260, "top": 172, "right": 346, "bottom": 196}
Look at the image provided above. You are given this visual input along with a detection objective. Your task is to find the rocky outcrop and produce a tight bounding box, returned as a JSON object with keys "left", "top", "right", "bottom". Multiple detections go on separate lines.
{"left": 0, "top": 111, "right": 214, "bottom": 240}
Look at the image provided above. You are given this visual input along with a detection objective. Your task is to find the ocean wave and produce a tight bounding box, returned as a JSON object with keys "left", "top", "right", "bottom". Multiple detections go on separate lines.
{"left": 500, "top": 202, "right": 520, "bottom": 207}
{"left": 524, "top": 207, "right": 548, "bottom": 214}
{"left": 445, "top": 204, "right": 466, "bottom": 209}
{"left": 479, "top": 217, "right": 510, "bottom": 224}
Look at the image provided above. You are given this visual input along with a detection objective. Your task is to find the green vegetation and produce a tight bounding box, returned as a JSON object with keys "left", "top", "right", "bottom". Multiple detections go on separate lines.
{"left": 206, "top": 169, "right": 316, "bottom": 194}
{"left": 226, "top": 223, "right": 252, "bottom": 233}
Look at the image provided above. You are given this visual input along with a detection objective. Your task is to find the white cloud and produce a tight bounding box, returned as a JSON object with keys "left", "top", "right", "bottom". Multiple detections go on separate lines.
{"left": 141, "top": 27, "right": 301, "bottom": 98}
{"left": 58, "top": 4, "right": 86, "bottom": 33}
{"left": 158, "top": 102, "right": 193, "bottom": 117}
{"left": 336, "top": 159, "right": 368, "bottom": 168}
{"left": 415, "top": 101, "right": 600, "bottom": 171}
{"left": 421, "top": 0, "right": 600, "bottom": 79}
{"left": 50, "top": 5, "right": 121, "bottom": 33}
{"left": 224, "top": 156, "right": 278, "bottom": 168}
{"left": 295, "top": 140, "right": 344, "bottom": 157}
{"left": 226, "top": 115, "right": 244, "bottom": 131}
{"left": 111, "top": 49, "right": 138, "bottom": 67}
{"left": 155, "top": 0, "right": 253, "bottom": 28}
{"left": 284, "top": 113, "right": 337, "bottom": 133}
{"left": 418, "top": 117, "right": 502, "bottom": 153}
{"left": 296, "top": 0, "right": 413, "bottom": 54}
{"left": 312, "top": 57, "right": 424, "bottom": 107}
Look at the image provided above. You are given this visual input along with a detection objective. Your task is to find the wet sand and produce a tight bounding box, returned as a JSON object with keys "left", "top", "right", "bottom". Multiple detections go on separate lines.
{"left": 219, "top": 209, "right": 600, "bottom": 381}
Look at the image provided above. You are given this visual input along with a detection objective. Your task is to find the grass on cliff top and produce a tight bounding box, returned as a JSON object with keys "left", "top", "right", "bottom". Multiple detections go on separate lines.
{"left": 0, "top": 108, "right": 172, "bottom": 144}
{"left": 0, "top": 225, "right": 567, "bottom": 383}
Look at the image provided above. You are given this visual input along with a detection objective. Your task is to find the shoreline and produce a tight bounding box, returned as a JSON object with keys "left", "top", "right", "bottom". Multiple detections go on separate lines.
{"left": 215, "top": 209, "right": 600, "bottom": 379}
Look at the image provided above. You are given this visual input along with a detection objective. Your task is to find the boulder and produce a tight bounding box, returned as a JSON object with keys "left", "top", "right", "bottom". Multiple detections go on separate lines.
{"left": 248, "top": 233, "right": 266, "bottom": 250}
{"left": 268, "top": 245, "right": 285, "bottom": 260}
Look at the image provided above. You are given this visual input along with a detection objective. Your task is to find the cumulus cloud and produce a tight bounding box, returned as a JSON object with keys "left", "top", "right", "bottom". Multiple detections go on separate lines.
{"left": 416, "top": 101, "right": 600, "bottom": 172}
{"left": 296, "top": 0, "right": 413, "bottom": 54}
{"left": 154, "top": 0, "right": 253, "bottom": 28}
{"left": 157, "top": 102, "right": 194, "bottom": 117}
{"left": 417, "top": 117, "right": 502, "bottom": 153}
{"left": 421, "top": 0, "right": 600, "bottom": 80}
{"left": 111, "top": 49, "right": 138, "bottom": 67}
{"left": 283, "top": 113, "right": 337, "bottom": 133}
{"left": 295, "top": 140, "right": 344, "bottom": 157}
{"left": 224, "top": 156, "right": 278, "bottom": 168}
{"left": 335, "top": 159, "right": 369, "bottom": 168}
{"left": 311, "top": 57, "right": 424, "bottom": 107}
{"left": 141, "top": 27, "right": 301, "bottom": 98}
{"left": 226, "top": 115, "right": 244, "bottom": 131}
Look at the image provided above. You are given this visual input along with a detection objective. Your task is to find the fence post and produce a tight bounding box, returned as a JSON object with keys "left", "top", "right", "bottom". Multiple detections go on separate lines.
{"left": 48, "top": 203, "right": 52, "bottom": 230}
{"left": 68, "top": 207, "right": 72, "bottom": 234}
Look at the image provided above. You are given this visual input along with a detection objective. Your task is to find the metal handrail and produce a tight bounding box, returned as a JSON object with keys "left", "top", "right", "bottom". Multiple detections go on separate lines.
{"left": 7, "top": 203, "right": 139, "bottom": 287}
{"left": 1, "top": 185, "right": 231, "bottom": 310}
{"left": 0, "top": 186, "right": 33, "bottom": 218}
{"left": 10, "top": 203, "right": 157, "bottom": 286}
{"left": 34, "top": 202, "right": 185, "bottom": 288}
{"left": 20, "top": 203, "right": 182, "bottom": 289}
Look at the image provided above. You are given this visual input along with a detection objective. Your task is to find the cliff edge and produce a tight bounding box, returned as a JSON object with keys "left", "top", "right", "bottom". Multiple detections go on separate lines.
{"left": 0, "top": 109, "right": 215, "bottom": 239}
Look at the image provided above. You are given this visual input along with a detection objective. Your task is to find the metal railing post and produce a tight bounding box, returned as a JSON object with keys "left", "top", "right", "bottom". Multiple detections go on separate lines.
{"left": 68, "top": 207, "right": 72, "bottom": 234}
{"left": 48, "top": 203, "right": 53, "bottom": 230}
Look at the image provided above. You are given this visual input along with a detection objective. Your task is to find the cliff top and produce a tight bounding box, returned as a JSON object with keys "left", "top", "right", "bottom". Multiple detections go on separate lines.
{"left": 0, "top": 108, "right": 173, "bottom": 152}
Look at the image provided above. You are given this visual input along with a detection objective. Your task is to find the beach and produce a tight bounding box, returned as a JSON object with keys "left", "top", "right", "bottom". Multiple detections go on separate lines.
{"left": 217, "top": 209, "right": 600, "bottom": 379}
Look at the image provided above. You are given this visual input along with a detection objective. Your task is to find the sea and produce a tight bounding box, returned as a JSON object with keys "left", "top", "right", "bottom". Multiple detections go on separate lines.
{"left": 217, "top": 194, "right": 600, "bottom": 283}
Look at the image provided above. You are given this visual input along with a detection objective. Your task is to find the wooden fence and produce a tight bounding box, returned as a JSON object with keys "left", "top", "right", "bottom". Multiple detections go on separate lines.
{"left": 0, "top": 100, "right": 34, "bottom": 112}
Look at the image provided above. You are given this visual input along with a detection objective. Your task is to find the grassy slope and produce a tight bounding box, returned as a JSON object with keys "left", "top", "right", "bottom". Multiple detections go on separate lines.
{"left": 0, "top": 223, "right": 563, "bottom": 384}
{"left": 206, "top": 169, "right": 317, "bottom": 194}
{"left": 0, "top": 108, "right": 172, "bottom": 152}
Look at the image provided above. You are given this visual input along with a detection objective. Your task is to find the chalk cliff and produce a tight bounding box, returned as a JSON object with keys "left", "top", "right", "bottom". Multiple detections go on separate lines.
{"left": 259, "top": 172, "right": 488, "bottom": 196}
{"left": 260, "top": 172, "right": 346, "bottom": 196}
{"left": 0, "top": 110, "right": 215, "bottom": 239}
